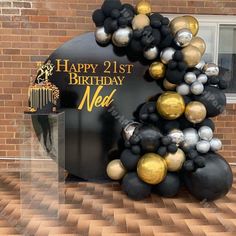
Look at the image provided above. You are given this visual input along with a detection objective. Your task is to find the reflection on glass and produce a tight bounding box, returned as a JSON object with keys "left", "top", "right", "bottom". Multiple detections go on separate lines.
{"left": 218, "top": 25, "right": 236, "bottom": 93}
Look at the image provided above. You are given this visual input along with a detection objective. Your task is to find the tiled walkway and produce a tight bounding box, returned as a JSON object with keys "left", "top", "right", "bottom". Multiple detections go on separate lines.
{"left": 0, "top": 168, "right": 235, "bottom": 236}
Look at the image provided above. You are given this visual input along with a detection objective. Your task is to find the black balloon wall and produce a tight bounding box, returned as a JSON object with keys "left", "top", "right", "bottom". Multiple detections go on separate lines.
{"left": 97, "top": 0, "right": 233, "bottom": 201}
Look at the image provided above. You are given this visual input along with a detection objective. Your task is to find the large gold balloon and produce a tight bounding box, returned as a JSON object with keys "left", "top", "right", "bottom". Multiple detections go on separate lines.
{"left": 163, "top": 79, "right": 177, "bottom": 90}
{"left": 170, "top": 16, "right": 189, "bottom": 35}
{"left": 149, "top": 62, "right": 166, "bottom": 79}
{"left": 190, "top": 37, "right": 206, "bottom": 55}
{"left": 136, "top": 0, "right": 152, "bottom": 15}
{"left": 183, "top": 15, "right": 199, "bottom": 36}
{"left": 182, "top": 45, "right": 202, "bottom": 68}
{"left": 156, "top": 92, "right": 185, "bottom": 120}
{"left": 106, "top": 159, "right": 126, "bottom": 181}
{"left": 185, "top": 101, "right": 207, "bottom": 124}
{"left": 137, "top": 153, "right": 167, "bottom": 185}
{"left": 164, "top": 149, "right": 186, "bottom": 172}
{"left": 132, "top": 14, "right": 150, "bottom": 30}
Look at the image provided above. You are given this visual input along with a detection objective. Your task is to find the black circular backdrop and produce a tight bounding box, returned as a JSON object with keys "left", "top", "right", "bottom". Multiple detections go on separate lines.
{"left": 34, "top": 32, "right": 162, "bottom": 180}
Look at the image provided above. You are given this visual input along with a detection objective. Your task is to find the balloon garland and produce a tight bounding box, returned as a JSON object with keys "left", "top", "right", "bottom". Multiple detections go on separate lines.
{"left": 93, "top": 0, "right": 233, "bottom": 201}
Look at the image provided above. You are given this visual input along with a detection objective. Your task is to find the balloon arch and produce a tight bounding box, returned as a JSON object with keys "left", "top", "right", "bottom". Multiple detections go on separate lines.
{"left": 93, "top": 0, "right": 233, "bottom": 201}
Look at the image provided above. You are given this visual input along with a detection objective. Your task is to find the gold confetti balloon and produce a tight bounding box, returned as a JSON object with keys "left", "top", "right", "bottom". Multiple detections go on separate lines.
{"left": 190, "top": 37, "right": 206, "bottom": 55}
{"left": 165, "top": 149, "right": 186, "bottom": 172}
{"left": 163, "top": 79, "right": 177, "bottom": 90}
{"left": 156, "top": 92, "right": 185, "bottom": 120}
{"left": 137, "top": 153, "right": 167, "bottom": 185}
{"left": 170, "top": 16, "right": 189, "bottom": 35}
{"left": 136, "top": 0, "right": 152, "bottom": 15}
{"left": 149, "top": 62, "right": 166, "bottom": 79}
{"left": 182, "top": 45, "right": 202, "bottom": 68}
{"left": 185, "top": 101, "right": 207, "bottom": 124}
{"left": 106, "top": 159, "right": 126, "bottom": 181}
{"left": 132, "top": 14, "right": 150, "bottom": 30}
{"left": 183, "top": 15, "right": 199, "bottom": 36}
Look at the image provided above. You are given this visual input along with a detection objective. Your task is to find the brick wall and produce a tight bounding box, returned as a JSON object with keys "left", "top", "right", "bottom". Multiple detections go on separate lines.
{"left": 0, "top": 0, "right": 236, "bottom": 164}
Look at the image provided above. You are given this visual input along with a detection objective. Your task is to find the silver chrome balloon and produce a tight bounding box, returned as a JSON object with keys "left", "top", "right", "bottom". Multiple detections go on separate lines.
{"left": 144, "top": 46, "right": 158, "bottom": 60}
{"left": 197, "top": 74, "right": 208, "bottom": 84}
{"left": 168, "top": 129, "right": 185, "bottom": 145}
{"left": 122, "top": 122, "right": 140, "bottom": 141}
{"left": 176, "top": 83, "right": 190, "bottom": 96}
{"left": 196, "top": 140, "right": 211, "bottom": 153}
{"left": 190, "top": 81, "right": 204, "bottom": 95}
{"left": 184, "top": 72, "right": 197, "bottom": 84}
{"left": 210, "top": 138, "right": 222, "bottom": 152}
{"left": 160, "top": 47, "right": 176, "bottom": 64}
{"left": 195, "top": 59, "right": 206, "bottom": 70}
{"left": 203, "top": 63, "right": 219, "bottom": 77}
{"left": 198, "top": 126, "right": 213, "bottom": 141}
{"left": 174, "top": 28, "right": 193, "bottom": 47}
{"left": 95, "top": 27, "right": 111, "bottom": 44}
{"left": 112, "top": 27, "right": 133, "bottom": 47}
{"left": 183, "top": 128, "right": 199, "bottom": 148}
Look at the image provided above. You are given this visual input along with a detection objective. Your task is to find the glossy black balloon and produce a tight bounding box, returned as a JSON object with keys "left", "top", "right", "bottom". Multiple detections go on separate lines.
{"left": 194, "top": 86, "right": 226, "bottom": 117}
{"left": 153, "top": 173, "right": 181, "bottom": 197}
{"left": 184, "top": 153, "right": 233, "bottom": 201}
{"left": 92, "top": 9, "right": 105, "bottom": 27}
{"left": 122, "top": 172, "right": 152, "bottom": 200}
{"left": 120, "top": 149, "right": 140, "bottom": 171}
{"left": 102, "top": 0, "right": 122, "bottom": 17}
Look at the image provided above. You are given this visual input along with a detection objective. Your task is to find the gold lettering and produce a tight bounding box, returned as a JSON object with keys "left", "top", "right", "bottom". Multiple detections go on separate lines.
{"left": 90, "top": 64, "right": 98, "bottom": 73}
{"left": 69, "top": 72, "right": 78, "bottom": 85}
{"left": 56, "top": 59, "right": 69, "bottom": 72}
{"left": 126, "top": 64, "right": 134, "bottom": 74}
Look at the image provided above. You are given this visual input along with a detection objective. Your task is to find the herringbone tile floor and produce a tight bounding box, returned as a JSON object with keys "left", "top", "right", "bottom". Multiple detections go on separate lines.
{"left": 0, "top": 168, "right": 235, "bottom": 236}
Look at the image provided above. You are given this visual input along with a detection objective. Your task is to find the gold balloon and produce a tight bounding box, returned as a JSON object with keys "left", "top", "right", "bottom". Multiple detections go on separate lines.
{"left": 106, "top": 159, "right": 126, "bottom": 181}
{"left": 185, "top": 101, "right": 207, "bottom": 124}
{"left": 149, "top": 62, "right": 166, "bottom": 79}
{"left": 170, "top": 16, "right": 189, "bottom": 35}
{"left": 136, "top": 0, "right": 152, "bottom": 15}
{"left": 156, "top": 92, "right": 185, "bottom": 120}
{"left": 182, "top": 45, "right": 202, "bottom": 68}
{"left": 132, "top": 14, "right": 150, "bottom": 30}
{"left": 165, "top": 149, "right": 186, "bottom": 172}
{"left": 183, "top": 15, "right": 199, "bottom": 36}
{"left": 190, "top": 37, "right": 206, "bottom": 55}
{"left": 137, "top": 153, "right": 167, "bottom": 185}
{"left": 163, "top": 79, "right": 177, "bottom": 91}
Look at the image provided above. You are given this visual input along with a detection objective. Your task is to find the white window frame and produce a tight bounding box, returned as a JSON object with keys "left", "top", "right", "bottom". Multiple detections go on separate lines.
{"left": 166, "top": 14, "right": 236, "bottom": 103}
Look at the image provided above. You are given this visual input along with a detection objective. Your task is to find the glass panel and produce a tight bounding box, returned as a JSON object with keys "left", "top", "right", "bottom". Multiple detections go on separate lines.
{"left": 218, "top": 24, "right": 236, "bottom": 93}
{"left": 19, "top": 112, "right": 65, "bottom": 234}
{"left": 198, "top": 23, "right": 218, "bottom": 63}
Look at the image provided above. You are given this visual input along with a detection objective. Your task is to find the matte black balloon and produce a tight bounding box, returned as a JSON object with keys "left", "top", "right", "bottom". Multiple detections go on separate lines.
{"left": 208, "top": 76, "right": 219, "bottom": 85}
{"left": 138, "top": 125, "right": 161, "bottom": 152}
{"left": 92, "top": 9, "right": 105, "bottom": 27}
{"left": 157, "top": 146, "right": 167, "bottom": 156}
{"left": 129, "top": 39, "right": 143, "bottom": 55}
{"left": 118, "top": 17, "right": 128, "bottom": 27}
{"left": 133, "top": 29, "right": 143, "bottom": 39}
{"left": 194, "top": 156, "right": 205, "bottom": 168}
{"left": 151, "top": 19, "right": 162, "bottom": 29}
{"left": 102, "top": 0, "right": 122, "bottom": 17}
{"left": 219, "top": 79, "right": 228, "bottom": 90}
{"left": 196, "top": 118, "right": 215, "bottom": 131}
{"left": 184, "top": 153, "right": 233, "bottom": 201}
{"left": 138, "top": 102, "right": 159, "bottom": 124}
{"left": 122, "top": 172, "right": 152, "bottom": 200}
{"left": 111, "top": 9, "right": 121, "bottom": 19}
{"left": 183, "top": 160, "right": 195, "bottom": 172}
{"left": 153, "top": 173, "right": 181, "bottom": 197}
{"left": 131, "top": 145, "right": 141, "bottom": 155}
{"left": 161, "top": 136, "right": 172, "bottom": 146}
{"left": 183, "top": 95, "right": 192, "bottom": 105}
{"left": 173, "top": 51, "right": 183, "bottom": 62}
{"left": 159, "top": 34, "right": 173, "bottom": 49}
{"left": 167, "top": 143, "right": 178, "bottom": 153}
{"left": 150, "top": 13, "right": 163, "bottom": 22}
{"left": 166, "top": 60, "right": 186, "bottom": 85}
{"left": 194, "top": 86, "right": 226, "bottom": 117}
{"left": 163, "top": 120, "right": 180, "bottom": 133}
{"left": 120, "top": 149, "right": 140, "bottom": 171}
{"left": 187, "top": 149, "right": 198, "bottom": 159}
{"left": 161, "top": 25, "right": 171, "bottom": 36}
{"left": 161, "top": 17, "right": 170, "bottom": 25}
{"left": 104, "top": 18, "right": 114, "bottom": 34}
{"left": 122, "top": 3, "right": 135, "bottom": 13}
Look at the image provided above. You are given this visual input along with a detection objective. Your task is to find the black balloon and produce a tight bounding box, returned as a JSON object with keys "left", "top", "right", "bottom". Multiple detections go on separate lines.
{"left": 194, "top": 86, "right": 226, "bottom": 117}
{"left": 120, "top": 149, "right": 140, "bottom": 171}
{"left": 167, "top": 143, "right": 178, "bottom": 153}
{"left": 138, "top": 125, "right": 161, "bottom": 152}
{"left": 184, "top": 153, "right": 233, "bottom": 201}
{"left": 122, "top": 172, "right": 152, "bottom": 200}
{"left": 153, "top": 173, "right": 181, "bottom": 197}
{"left": 92, "top": 9, "right": 105, "bottom": 27}
{"left": 102, "top": 0, "right": 122, "bottom": 17}
{"left": 196, "top": 118, "right": 215, "bottom": 131}
{"left": 157, "top": 146, "right": 167, "bottom": 156}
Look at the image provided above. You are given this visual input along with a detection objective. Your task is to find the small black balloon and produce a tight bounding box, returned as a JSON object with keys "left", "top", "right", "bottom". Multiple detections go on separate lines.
{"left": 152, "top": 29, "right": 161, "bottom": 45}
{"left": 92, "top": 9, "right": 105, "bottom": 27}
{"left": 153, "top": 173, "right": 181, "bottom": 197}
{"left": 111, "top": 9, "right": 121, "bottom": 19}
{"left": 122, "top": 172, "right": 152, "bottom": 200}
{"left": 104, "top": 18, "right": 114, "bottom": 34}
{"left": 187, "top": 149, "right": 199, "bottom": 159}
{"left": 161, "top": 136, "right": 172, "bottom": 146}
{"left": 208, "top": 76, "right": 219, "bottom": 85}
{"left": 219, "top": 79, "right": 228, "bottom": 90}
{"left": 194, "top": 156, "right": 206, "bottom": 168}
{"left": 129, "top": 39, "right": 143, "bottom": 55}
{"left": 118, "top": 17, "right": 128, "bottom": 27}
{"left": 122, "top": 3, "right": 135, "bottom": 13}
{"left": 159, "top": 34, "right": 173, "bottom": 49}
{"left": 161, "top": 25, "right": 171, "bottom": 36}
{"left": 167, "top": 143, "right": 178, "bottom": 153}
{"left": 133, "top": 29, "right": 143, "bottom": 39}
{"left": 194, "top": 86, "right": 226, "bottom": 117}
{"left": 150, "top": 13, "right": 163, "bottom": 21}
{"left": 151, "top": 19, "right": 162, "bottom": 29}
{"left": 184, "top": 153, "right": 233, "bottom": 201}
{"left": 102, "top": 0, "right": 122, "bottom": 17}
{"left": 120, "top": 149, "right": 140, "bottom": 171}
{"left": 183, "top": 160, "right": 195, "bottom": 172}
{"left": 173, "top": 51, "right": 183, "bottom": 62}
{"left": 161, "top": 17, "right": 170, "bottom": 25}
{"left": 163, "top": 120, "right": 180, "bottom": 133}
{"left": 131, "top": 145, "right": 141, "bottom": 155}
